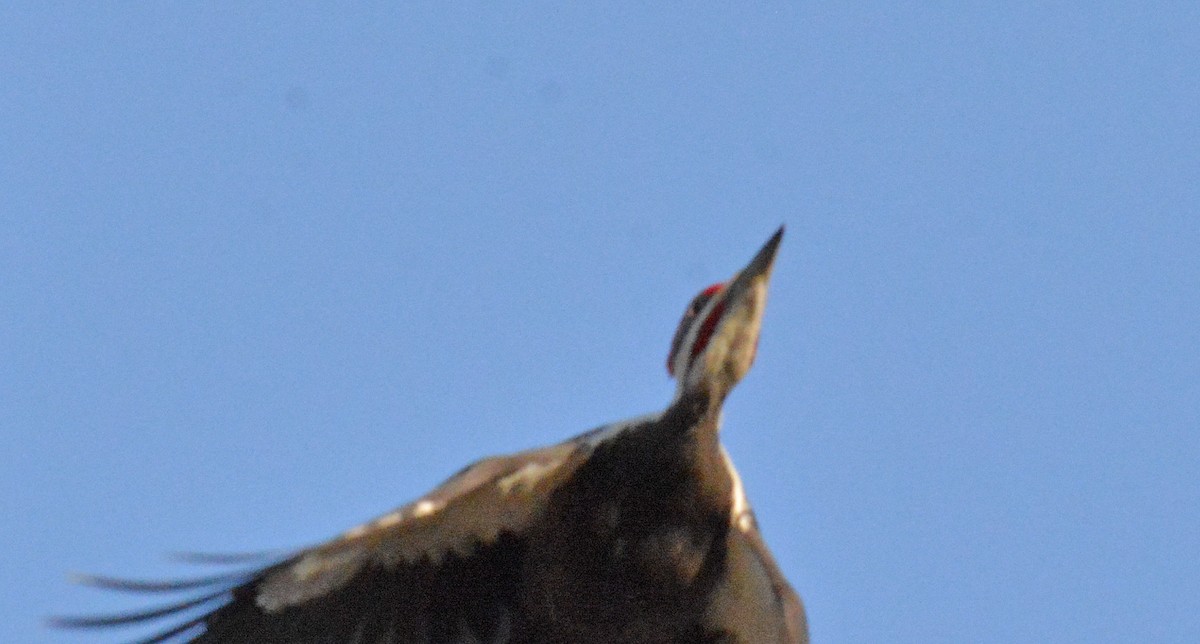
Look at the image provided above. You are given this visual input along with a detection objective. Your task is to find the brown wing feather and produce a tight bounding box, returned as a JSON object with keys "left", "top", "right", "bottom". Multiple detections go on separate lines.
{"left": 54, "top": 438, "right": 593, "bottom": 643}
{"left": 195, "top": 532, "right": 526, "bottom": 643}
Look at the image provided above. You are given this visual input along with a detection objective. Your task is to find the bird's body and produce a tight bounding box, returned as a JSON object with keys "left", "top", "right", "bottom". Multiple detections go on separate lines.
{"left": 57, "top": 228, "right": 807, "bottom": 643}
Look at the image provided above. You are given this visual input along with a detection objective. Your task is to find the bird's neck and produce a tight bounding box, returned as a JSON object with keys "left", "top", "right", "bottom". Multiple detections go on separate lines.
{"left": 525, "top": 393, "right": 738, "bottom": 640}
{"left": 661, "top": 391, "right": 731, "bottom": 515}
{"left": 591, "top": 390, "right": 733, "bottom": 519}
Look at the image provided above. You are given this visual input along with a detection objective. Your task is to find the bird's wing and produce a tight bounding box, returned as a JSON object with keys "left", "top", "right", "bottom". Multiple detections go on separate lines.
{"left": 53, "top": 437, "right": 594, "bottom": 643}
{"left": 736, "top": 516, "right": 809, "bottom": 644}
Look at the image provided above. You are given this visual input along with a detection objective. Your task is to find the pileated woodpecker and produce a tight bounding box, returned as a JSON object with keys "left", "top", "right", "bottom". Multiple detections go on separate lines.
{"left": 56, "top": 227, "right": 807, "bottom": 643}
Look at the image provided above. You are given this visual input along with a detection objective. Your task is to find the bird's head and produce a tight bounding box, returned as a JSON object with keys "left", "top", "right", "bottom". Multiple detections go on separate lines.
{"left": 666, "top": 227, "right": 782, "bottom": 404}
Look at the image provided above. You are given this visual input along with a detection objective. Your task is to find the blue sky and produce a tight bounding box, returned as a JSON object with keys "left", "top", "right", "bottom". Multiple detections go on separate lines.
{"left": 3, "top": 3, "right": 1197, "bottom": 642}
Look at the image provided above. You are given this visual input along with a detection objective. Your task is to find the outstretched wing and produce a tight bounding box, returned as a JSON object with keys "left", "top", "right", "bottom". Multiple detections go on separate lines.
{"left": 54, "top": 438, "right": 593, "bottom": 643}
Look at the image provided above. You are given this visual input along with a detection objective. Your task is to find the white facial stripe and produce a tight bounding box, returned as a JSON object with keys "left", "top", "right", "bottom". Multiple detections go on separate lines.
{"left": 720, "top": 446, "right": 753, "bottom": 532}
{"left": 680, "top": 277, "right": 766, "bottom": 397}
{"left": 672, "top": 287, "right": 728, "bottom": 381}
{"left": 676, "top": 283, "right": 739, "bottom": 395}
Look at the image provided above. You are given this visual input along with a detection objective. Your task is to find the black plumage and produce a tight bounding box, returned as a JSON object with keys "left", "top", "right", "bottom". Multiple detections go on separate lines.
{"left": 54, "top": 228, "right": 807, "bottom": 643}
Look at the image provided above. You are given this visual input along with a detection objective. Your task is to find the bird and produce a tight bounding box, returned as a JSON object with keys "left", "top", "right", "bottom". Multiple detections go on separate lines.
{"left": 53, "top": 227, "right": 807, "bottom": 643}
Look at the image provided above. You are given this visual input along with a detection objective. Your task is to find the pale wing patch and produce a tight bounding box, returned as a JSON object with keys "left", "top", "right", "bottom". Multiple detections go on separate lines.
{"left": 413, "top": 499, "right": 443, "bottom": 518}
{"left": 377, "top": 511, "right": 405, "bottom": 527}
{"left": 257, "top": 548, "right": 366, "bottom": 612}
{"left": 253, "top": 439, "right": 591, "bottom": 612}
{"left": 339, "top": 494, "right": 445, "bottom": 541}
{"left": 497, "top": 459, "right": 561, "bottom": 494}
